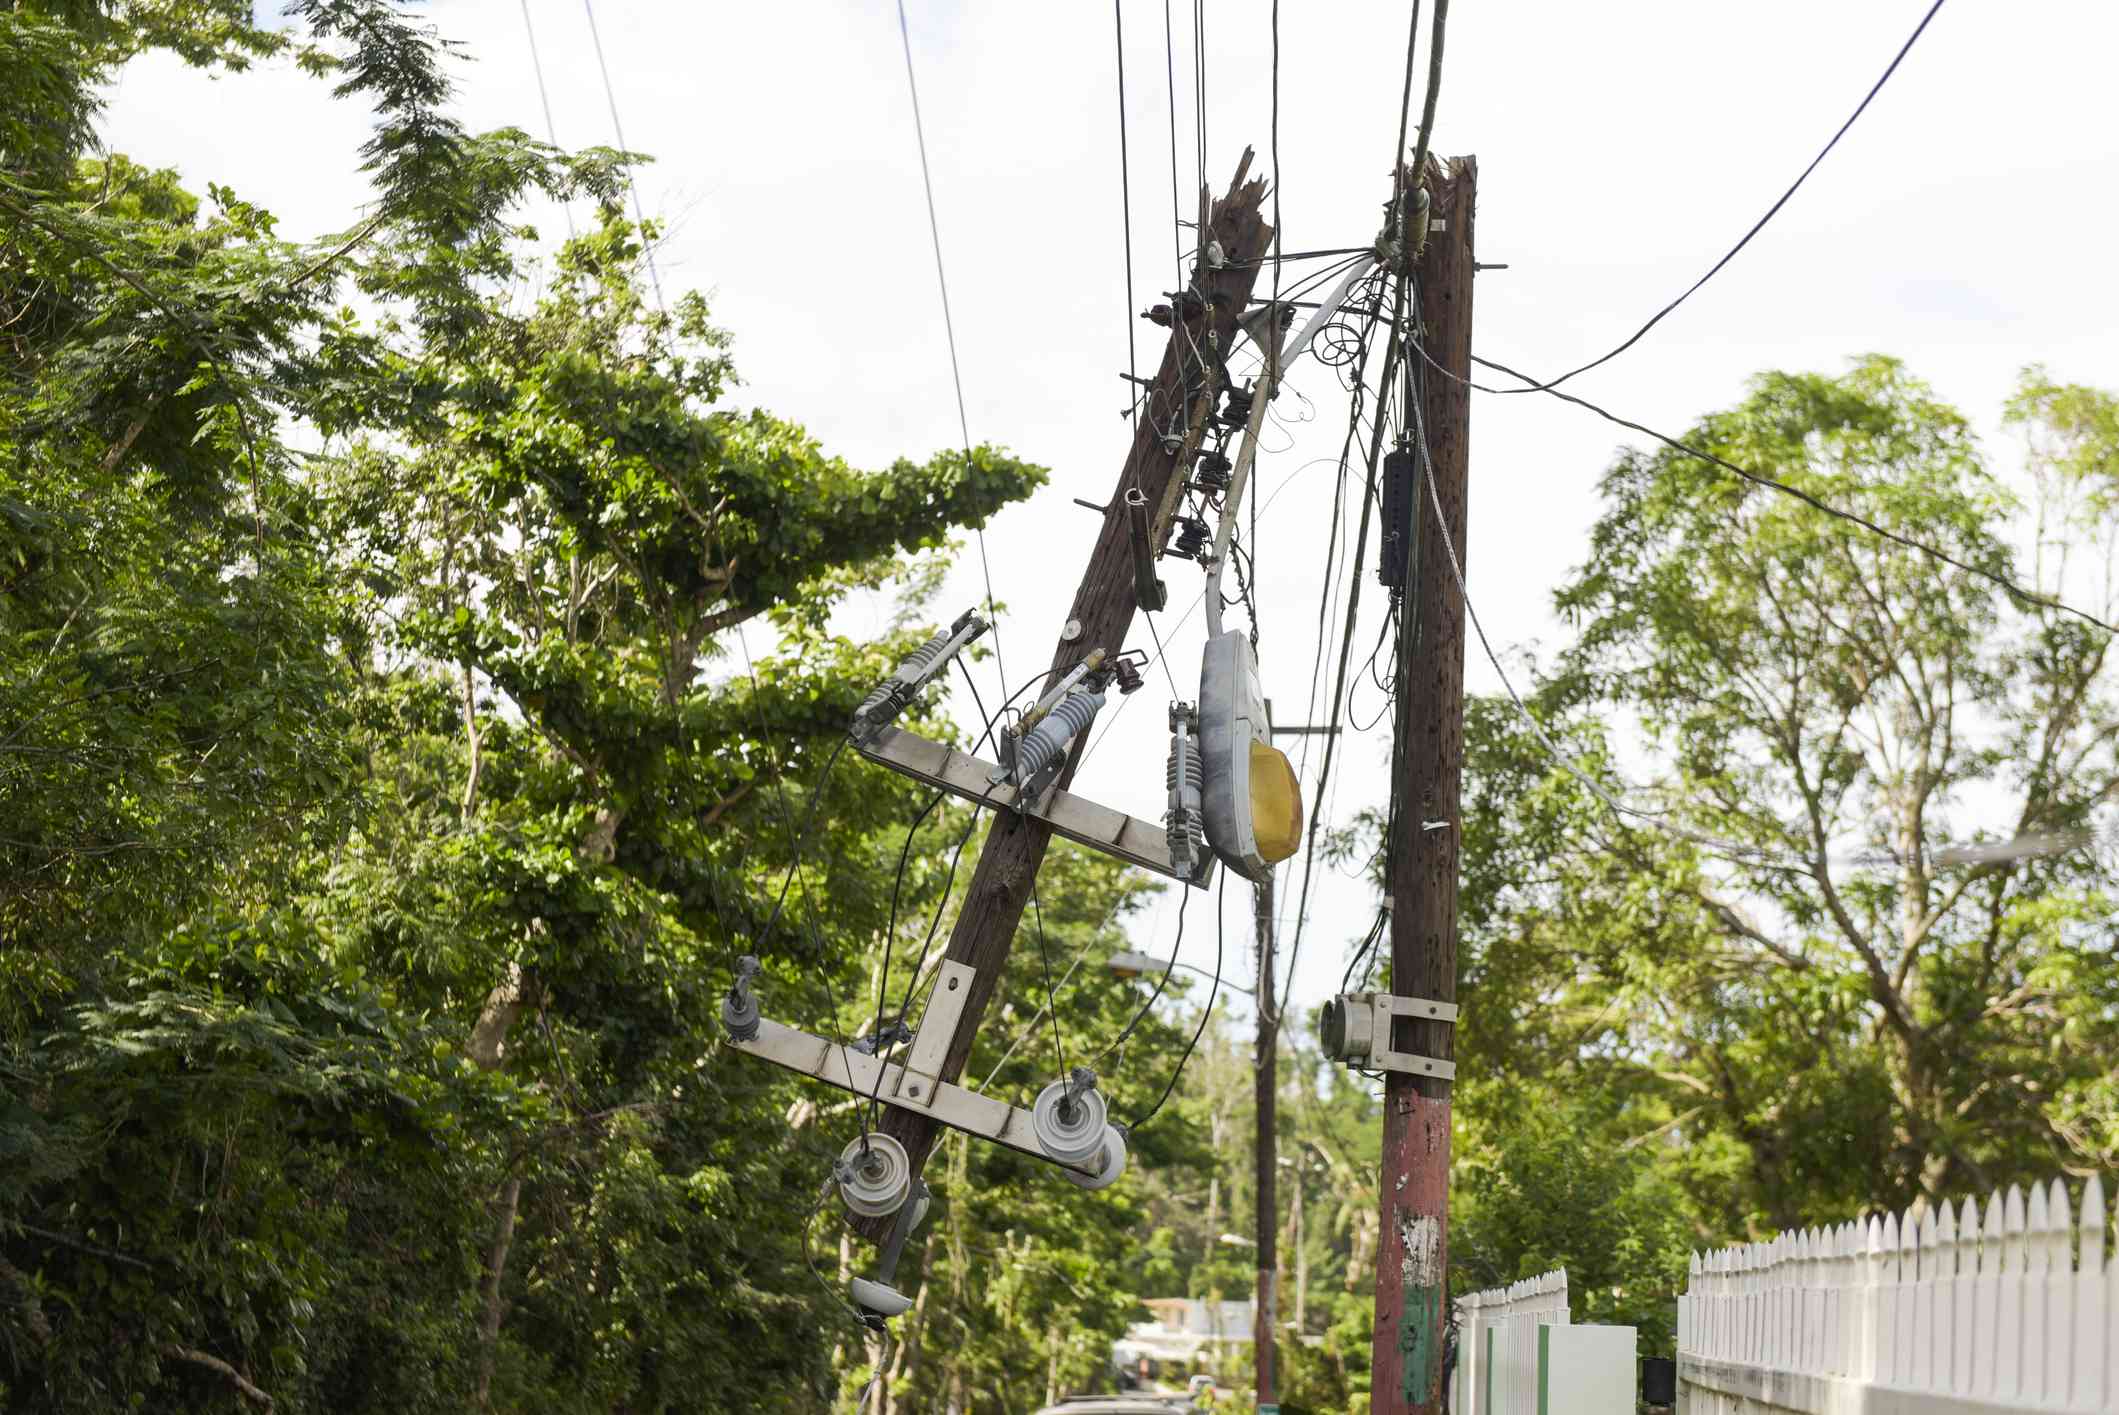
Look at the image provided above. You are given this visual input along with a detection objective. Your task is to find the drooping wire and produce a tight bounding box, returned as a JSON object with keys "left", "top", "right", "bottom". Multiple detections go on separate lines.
{"left": 1412, "top": 341, "right": 2117, "bottom": 636}
{"left": 1496, "top": 0, "right": 1948, "bottom": 396}
{"left": 894, "top": 1, "right": 1011, "bottom": 703}
{"left": 1093, "top": 879, "right": 1193, "bottom": 1066}
{"left": 580, "top": 0, "right": 664, "bottom": 308}
{"left": 862, "top": 658, "right": 1072, "bottom": 1132}
{"left": 1127, "top": 870, "right": 1224, "bottom": 1131}
{"left": 1404, "top": 327, "right": 2118, "bottom": 872}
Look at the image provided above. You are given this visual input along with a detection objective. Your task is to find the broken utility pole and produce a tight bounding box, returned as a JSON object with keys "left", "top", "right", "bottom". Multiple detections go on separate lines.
{"left": 1372, "top": 154, "right": 1476, "bottom": 1415}
{"left": 851, "top": 152, "right": 1276, "bottom": 1243}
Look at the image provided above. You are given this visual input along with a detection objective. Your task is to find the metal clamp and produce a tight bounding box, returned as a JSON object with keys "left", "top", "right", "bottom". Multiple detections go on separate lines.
{"left": 1319, "top": 990, "right": 1458, "bottom": 1080}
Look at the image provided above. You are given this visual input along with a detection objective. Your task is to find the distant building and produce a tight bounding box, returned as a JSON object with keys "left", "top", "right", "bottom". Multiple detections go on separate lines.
{"left": 1116, "top": 1297, "right": 1255, "bottom": 1368}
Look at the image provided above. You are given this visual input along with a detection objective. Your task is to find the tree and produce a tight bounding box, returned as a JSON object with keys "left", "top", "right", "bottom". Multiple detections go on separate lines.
{"left": 1458, "top": 356, "right": 2119, "bottom": 1237}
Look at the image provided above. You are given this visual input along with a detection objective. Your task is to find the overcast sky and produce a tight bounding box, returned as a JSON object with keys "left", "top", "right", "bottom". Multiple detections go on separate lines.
{"left": 103, "top": 1, "right": 2119, "bottom": 1025}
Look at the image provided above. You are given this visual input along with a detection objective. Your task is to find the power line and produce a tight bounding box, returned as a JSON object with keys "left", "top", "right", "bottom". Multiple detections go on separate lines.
{"left": 1115, "top": 0, "right": 1139, "bottom": 427}
{"left": 580, "top": 0, "right": 664, "bottom": 307}
{"left": 1127, "top": 870, "right": 1224, "bottom": 1131}
{"left": 893, "top": 0, "right": 1012, "bottom": 703}
{"left": 1405, "top": 0, "right": 1449, "bottom": 192}
{"left": 1421, "top": 342, "right": 2117, "bottom": 635}
{"left": 1163, "top": 0, "right": 1183, "bottom": 276}
{"left": 516, "top": 0, "right": 575, "bottom": 241}
{"left": 1404, "top": 330, "right": 2114, "bottom": 879}
{"left": 1494, "top": 0, "right": 1948, "bottom": 395}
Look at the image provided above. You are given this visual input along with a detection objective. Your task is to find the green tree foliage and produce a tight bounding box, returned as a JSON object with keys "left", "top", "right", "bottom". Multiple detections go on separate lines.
{"left": 1455, "top": 356, "right": 2119, "bottom": 1237}
{"left": 0, "top": 4, "right": 1219, "bottom": 1410}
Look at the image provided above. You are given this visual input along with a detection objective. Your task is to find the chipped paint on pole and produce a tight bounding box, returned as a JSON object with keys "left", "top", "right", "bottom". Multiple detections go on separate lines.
{"left": 1374, "top": 1088, "right": 1452, "bottom": 1410}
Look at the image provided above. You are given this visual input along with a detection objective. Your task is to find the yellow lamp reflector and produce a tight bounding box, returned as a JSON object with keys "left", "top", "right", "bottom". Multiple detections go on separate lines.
{"left": 1247, "top": 739, "right": 1304, "bottom": 864}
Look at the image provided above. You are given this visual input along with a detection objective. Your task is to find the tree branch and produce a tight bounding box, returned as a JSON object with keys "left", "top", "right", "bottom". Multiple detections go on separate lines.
{"left": 161, "top": 1344, "right": 273, "bottom": 1409}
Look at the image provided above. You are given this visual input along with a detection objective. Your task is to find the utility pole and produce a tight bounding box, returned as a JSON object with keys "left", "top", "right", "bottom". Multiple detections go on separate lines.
{"left": 1371, "top": 155, "right": 1476, "bottom": 1415}
{"left": 851, "top": 153, "right": 1276, "bottom": 1243}
{"left": 1253, "top": 873, "right": 1278, "bottom": 1410}
{"left": 1253, "top": 702, "right": 1333, "bottom": 1411}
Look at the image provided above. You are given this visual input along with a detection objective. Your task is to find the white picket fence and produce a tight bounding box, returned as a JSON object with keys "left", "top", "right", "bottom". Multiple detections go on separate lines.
{"left": 1677, "top": 1173, "right": 2118, "bottom": 1415}
{"left": 1457, "top": 1269, "right": 1571, "bottom": 1415}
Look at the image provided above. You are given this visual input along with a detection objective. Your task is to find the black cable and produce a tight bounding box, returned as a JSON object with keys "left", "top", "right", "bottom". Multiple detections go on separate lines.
{"left": 1405, "top": 0, "right": 1449, "bottom": 198}
{"left": 1385, "top": 0, "right": 1424, "bottom": 234}
{"left": 862, "top": 658, "right": 1068, "bottom": 1130}
{"left": 1094, "top": 885, "right": 1193, "bottom": 1066}
{"left": 1281, "top": 294, "right": 1409, "bottom": 1014}
{"left": 1128, "top": 871, "right": 1223, "bottom": 1131}
{"left": 1504, "top": 0, "right": 1948, "bottom": 396}
{"left": 1339, "top": 904, "right": 1389, "bottom": 995}
{"left": 1029, "top": 879, "right": 1068, "bottom": 1078}
{"left": 1413, "top": 341, "right": 2117, "bottom": 636}
{"left": 754, "top": 736, "right": 850, "bottom": 952}
{"left": 1193, "top": 0, "right": 1207, "bottom": 198}
{"left": 1115, "top": 0, "right": 1139, "bottom": 430}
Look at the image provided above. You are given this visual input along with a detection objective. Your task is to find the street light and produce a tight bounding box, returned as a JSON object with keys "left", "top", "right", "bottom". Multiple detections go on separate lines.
{"left": 1105, "top": 949, "right": 1256, "bottom": 997}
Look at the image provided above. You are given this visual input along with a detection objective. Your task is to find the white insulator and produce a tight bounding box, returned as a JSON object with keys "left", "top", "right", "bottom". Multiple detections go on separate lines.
{"left": 1063, "top": 1126, "right": 1129, "bottom": 1191}
{"left": 836, "top": 1134, "right": 913, "bottom": 1218}
{"left": 1031, "top": 1077, "right": 1109, "bottom": 1168}
{"left": 850, "top": 1277, "right": 914, "bottom": 1317}
{"left": 1016, "top": 687, "right": 1105, "bottom": 784}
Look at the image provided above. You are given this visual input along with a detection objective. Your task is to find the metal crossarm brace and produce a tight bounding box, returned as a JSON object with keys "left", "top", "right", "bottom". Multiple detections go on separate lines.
{"left": 853, "top": 725, "right": 1214, "bottom": 888}
{"left": 728, "top": 960, "right": 1100, "bottom": 1179}
{"left": 1325, "top": 990, "right": 1459, "bottom": 1080}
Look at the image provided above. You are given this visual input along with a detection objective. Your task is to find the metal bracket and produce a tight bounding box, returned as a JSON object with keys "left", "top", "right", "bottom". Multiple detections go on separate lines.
{"left": 854, "top": 725, "right": 1215, "bottom": 889}
{"left": 728, "top": 1013, "right": 1099, "bottom": 1179}
{"left": 1320, "top": 990, "right": 1459, "bottom": 1080}
{"left": 896, "top": 960, "right": 973, "bottom": 1111}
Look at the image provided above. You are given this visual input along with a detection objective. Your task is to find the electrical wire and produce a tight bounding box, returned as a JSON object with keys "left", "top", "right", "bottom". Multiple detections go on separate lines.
{"left": 1498, "top": 0, "right": 1948, "bottom": 396}
{"left": 1413, "top": 341, "right": 2117, "bottom": 635}
{"left": 1163, "top": 0, "right": 1182, "bottom": 278}
{"left": 516, "top": 0, "right": 575, "bottom": 241}
{"left": 1029, "top": 878, "right": 1068, "bottom": 1078}
{"left": 1127, "top": 870, "right": 1224, "bottom": 1131}
{"left": 1402, "top": 329, "right": 2111, "bottom": 879}
{"left": 580, "top": 0, "right": 664, "bottom": 308}
{"left": 862, "top": 657, "right": 1054, "bottom": 1132}
{"left": 894, "top": 0, "right": 1011, "bottom": 704}
{"left": 1405, "top": 0, "right": 1449, "bottom": 198}
{"left": 1093, "top": 881, "right": 1193, "bottom": 1066}
{"left": 1278, "top": 291, "right": 1409, "bottom": 1017}
{"left": 1385, "top": 0, "right": 1424, "bottom": 236}
{"left": 1115, "top": 0, "right": 1139, "bottom": 429}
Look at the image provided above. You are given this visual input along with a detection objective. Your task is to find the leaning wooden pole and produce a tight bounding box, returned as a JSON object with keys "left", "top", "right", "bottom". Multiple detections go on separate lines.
{"left": 852, "top": 152, "right": 1275, "bottom": 1242}
{"left": 1371, "top": 154, "right": 1476, "bottom": 1414}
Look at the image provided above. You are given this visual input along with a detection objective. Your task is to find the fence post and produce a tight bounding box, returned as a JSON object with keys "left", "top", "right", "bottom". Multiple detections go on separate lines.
{"left": 1912, "top": 1205, "right": 1935, "bottom": 1391}
{"left": 2076, "top": 1175, "right": 2106, "bottom": 1411}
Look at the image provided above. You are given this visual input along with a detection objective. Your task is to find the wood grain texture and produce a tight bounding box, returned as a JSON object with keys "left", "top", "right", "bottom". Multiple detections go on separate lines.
{"left": 851, "top": 152, "right": 1275, "bottom": 1242}
{"left": 1374, "top": 155, "right": 1475, "bottom": 1414}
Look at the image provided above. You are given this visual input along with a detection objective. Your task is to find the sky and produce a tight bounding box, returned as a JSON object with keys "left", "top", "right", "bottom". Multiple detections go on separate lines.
{"left": 101, "top": 0, "right": 2119, "bottom": 1029}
